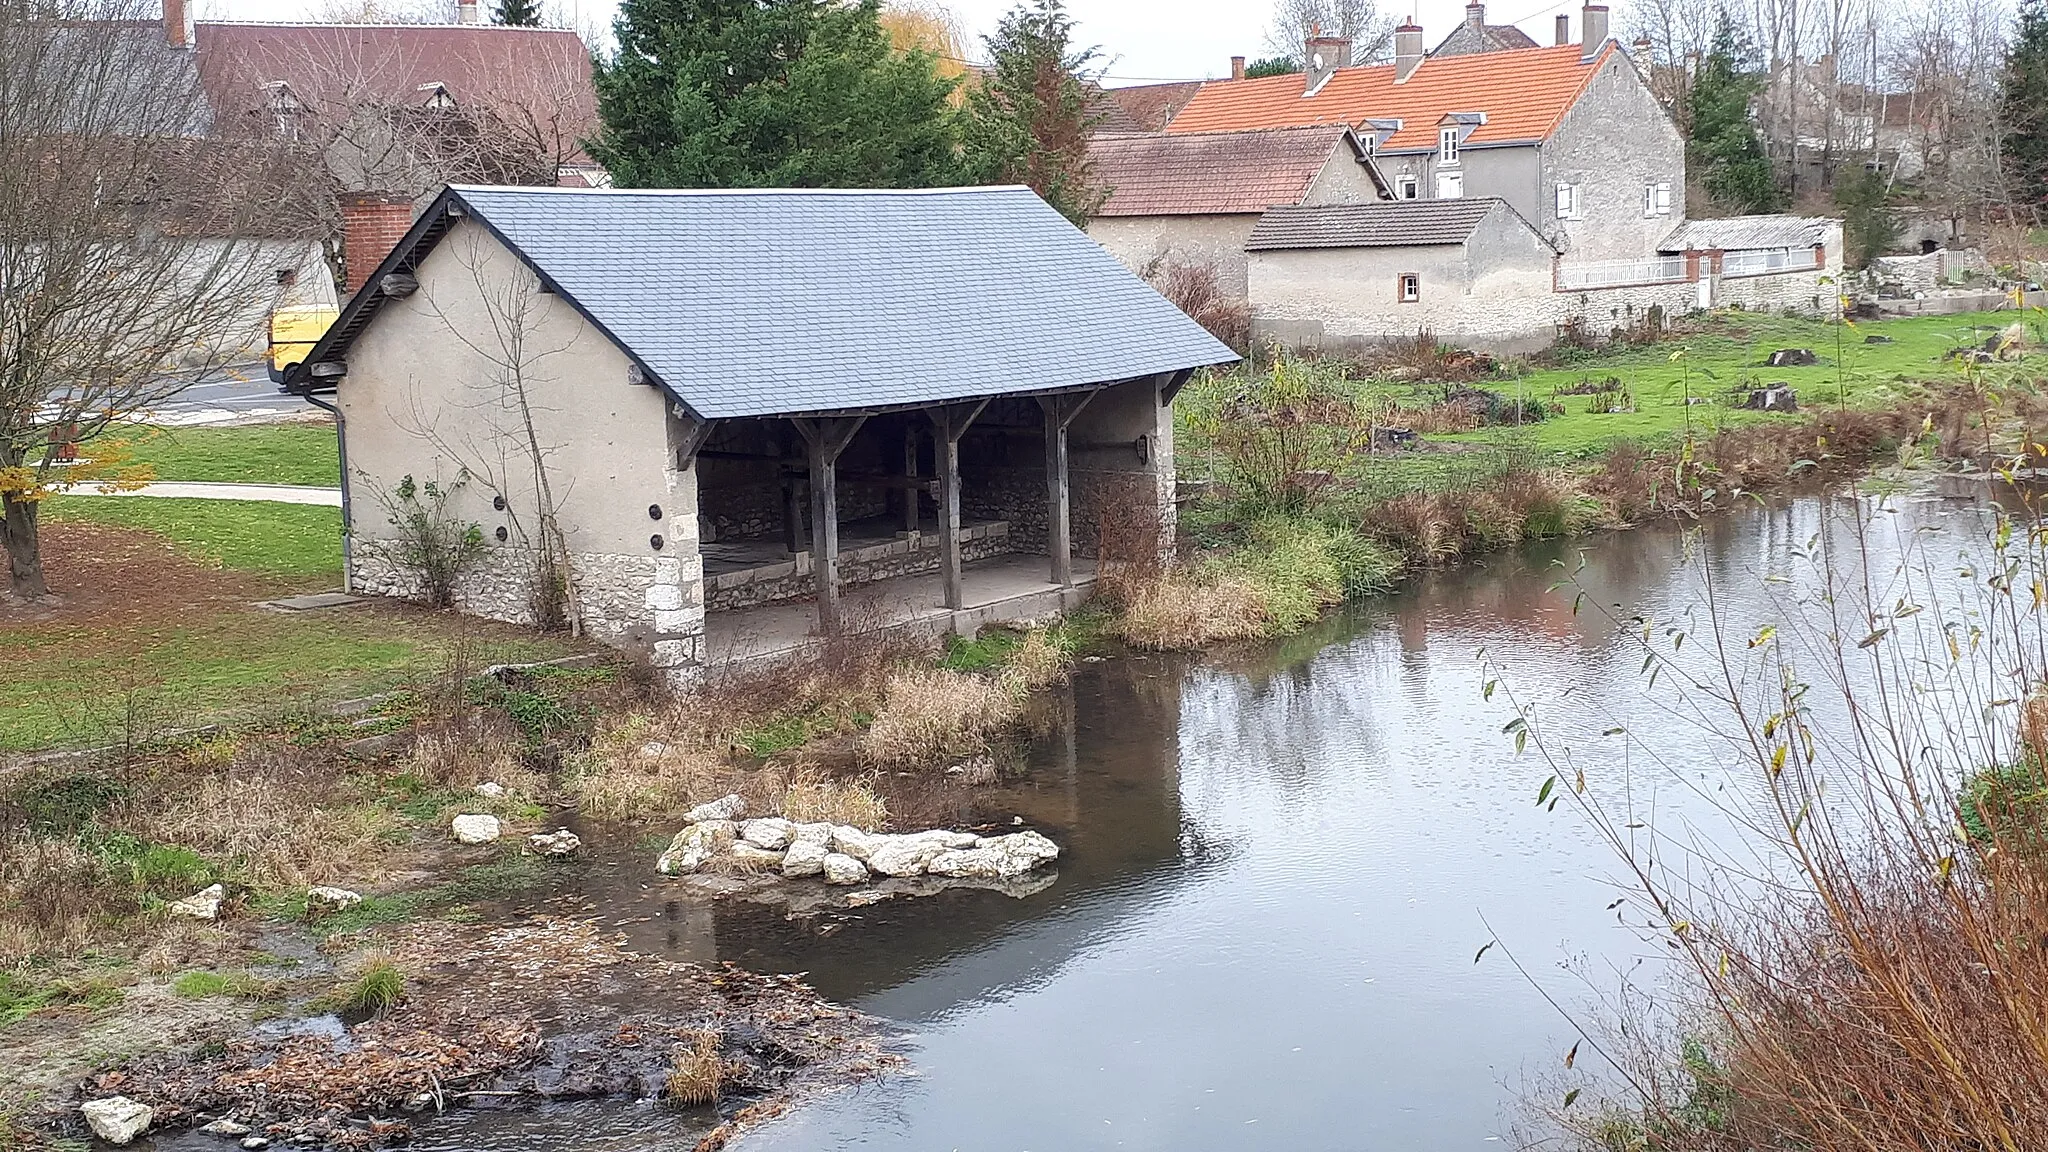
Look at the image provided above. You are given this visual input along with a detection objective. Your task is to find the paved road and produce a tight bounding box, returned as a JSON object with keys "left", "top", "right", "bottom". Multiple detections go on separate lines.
{"left": 61, "top": 481, "right": 342, "bottom": 506}
{"left": 143, "top": 364, "right": 320, "bottom": 426}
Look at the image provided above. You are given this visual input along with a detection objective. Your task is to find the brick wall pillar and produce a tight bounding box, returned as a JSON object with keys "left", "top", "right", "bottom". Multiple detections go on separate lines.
{"left": 340, "top": 193, "right": 415, "bottom": 297}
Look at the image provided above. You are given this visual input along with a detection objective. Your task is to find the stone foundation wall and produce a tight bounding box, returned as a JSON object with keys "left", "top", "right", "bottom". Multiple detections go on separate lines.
{"left": 962, "top": 466, "right": 1047, "bottom": 554}
{"left": 704, "top": 524, "right": 1011, "bottom": 612}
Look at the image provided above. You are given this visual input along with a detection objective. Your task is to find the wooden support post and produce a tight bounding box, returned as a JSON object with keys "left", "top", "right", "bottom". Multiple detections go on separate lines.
{"left": 927, "top": 399, "right": 988, "bottom": 611}
{"left": 790, "top": 415, "right": 866, "bottom": 634}
{"left": 1037, "top": 391, "right": 1098, "bottom": 588}
{"left": 670, "top": 408, "right": 718, "bottom": 468}
{"left": 903, "top": 423, "right": 920, "bottom": 533}
{"left": 782, "top": 477, "right": 807, "bottom": 556}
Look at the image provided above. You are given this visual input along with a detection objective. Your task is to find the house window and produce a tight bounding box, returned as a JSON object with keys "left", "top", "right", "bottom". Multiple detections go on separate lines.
{"left": 1642, "top": 181, "right": 1672, "bottom": 217}
{"left": 1398, "top": 273, "right": 1421, "bottom": 303}
{"left": 1361, "top": 134, "right": 1377, "bottom": 156}
{"left": 1439, "top": 126, "right": 1460, "bottom": 164}
{"left": 275, "top": 268, "right": 297, "bottom": 287}
{"left": 1436, "top": 171, "right": 1463, "bottom": 199}
{"left": 1396, "top": 175, "right": 1419, "bottom": 199}
{"left": 1555, "top": 182, "right": 1582, "bottom": 220}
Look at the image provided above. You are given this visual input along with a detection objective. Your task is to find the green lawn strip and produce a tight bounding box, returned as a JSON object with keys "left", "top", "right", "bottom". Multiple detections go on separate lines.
{"left": 0, "top": 608, "right": 576, "bottom": 752}
{"left": 107, "top": 423, "right": 340, "bottom": 488}
{"left": 43, "top": 496, "right": 342, "bottom": 581}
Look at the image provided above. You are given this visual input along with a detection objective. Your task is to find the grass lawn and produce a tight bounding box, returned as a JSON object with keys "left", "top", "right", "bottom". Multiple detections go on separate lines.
{"left": 43, "top": 496, "right": 343, "bottom": 582}
{"left": 112, "top": 422, "right": 340, "bottom": 488}
{"left": 1419, "top": 309, "right": 2021, "bottom": 463}
{"left": 5, "top": 493, "right": 584, "bottom": 753}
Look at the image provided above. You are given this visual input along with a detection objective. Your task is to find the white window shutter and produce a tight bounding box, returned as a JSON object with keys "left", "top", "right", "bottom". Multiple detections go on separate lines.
{"left": 1655, "top": 182, "right": 1672, "bottom": 215}
{"left": 1556, "top": 183, "right": 1571, "bottom": 217}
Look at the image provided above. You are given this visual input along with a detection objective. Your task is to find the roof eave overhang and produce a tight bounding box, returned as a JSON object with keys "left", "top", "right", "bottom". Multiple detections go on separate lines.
{"left": 714, "top": 367, "right": 1235, "bottom": 422}
{"left": 280, "top": 185, "right": 705, "bottom": 423}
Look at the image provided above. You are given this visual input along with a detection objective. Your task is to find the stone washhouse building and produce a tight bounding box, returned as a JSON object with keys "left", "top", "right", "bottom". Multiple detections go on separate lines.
{"left": 283, "top": 184, "right": 1236, "bottom": 680}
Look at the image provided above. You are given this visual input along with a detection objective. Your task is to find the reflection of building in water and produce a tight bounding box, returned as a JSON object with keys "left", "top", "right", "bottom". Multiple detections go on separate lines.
{"left": 703, "top": 655, "right": 1191, "bottom": 1015}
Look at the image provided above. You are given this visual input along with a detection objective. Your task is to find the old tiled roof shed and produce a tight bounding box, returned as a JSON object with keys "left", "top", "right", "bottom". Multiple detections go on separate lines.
{"left": 1165, "top": 42, "right": 1611, "bottom": 150}
{"left": 1100, "top": 81, "right": 1205, "bottom": 133}
{"left": 1089, "top": 126, "right": 1381, "bottom": 216}
{"left": 1247, "top": 198, "right": 1553, "bottom": 250}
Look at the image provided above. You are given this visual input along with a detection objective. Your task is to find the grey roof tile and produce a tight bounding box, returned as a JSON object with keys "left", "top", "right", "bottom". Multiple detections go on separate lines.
{"left": 1246, "top": 198, "right": 1506, "bottom": 250}
{"left": 447, "top": 185, "right": 1236, "bottom": 419}
{"left": 1660, "top": 215, "right": 1837, "bottom": 252}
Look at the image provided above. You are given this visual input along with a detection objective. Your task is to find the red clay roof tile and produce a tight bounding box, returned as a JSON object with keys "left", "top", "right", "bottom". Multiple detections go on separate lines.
{"left": 1089, "top": 126, "right": 1357, "bottom": 216}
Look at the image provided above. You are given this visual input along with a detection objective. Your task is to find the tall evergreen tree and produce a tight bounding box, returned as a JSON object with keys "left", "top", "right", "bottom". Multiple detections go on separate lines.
{"left": 2003, "top": 0, "right": 2048, "bottom": 208}
{"left": 961, "top": 0, "right": 1105, "bottom": 225}
{"left": 589, "top": 0, "right": 961, "bottom": 189}
{"left": 492, "top": 0, "right": 540, "bottom": 25}
{"left": 1686, "top": 20, "right": 1783, "bottom": 214}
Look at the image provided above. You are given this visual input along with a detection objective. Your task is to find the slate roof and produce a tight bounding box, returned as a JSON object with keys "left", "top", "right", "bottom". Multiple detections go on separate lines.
{"left": 1661, "top": 215, "right": 1837, "bottom": 252}
{"left": 1166, "top": 42, "right": 1610, "bottom": 149}
{"left": 1246, "top": 198, "right": 1530, "bottom": 250}
{"left": 299, "top": 185, "right": 1237, "bottom": 420}
{"left": 1089, "top": 126, "right": 1365, "bottom": 216}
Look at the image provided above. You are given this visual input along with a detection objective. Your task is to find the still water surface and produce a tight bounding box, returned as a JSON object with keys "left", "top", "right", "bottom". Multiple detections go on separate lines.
{"left": 454, "top": 490, "right": 2003, "bottom": 1151}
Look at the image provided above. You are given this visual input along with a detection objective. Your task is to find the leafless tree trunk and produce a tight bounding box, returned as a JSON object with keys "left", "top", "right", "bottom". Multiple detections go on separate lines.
{"left": 0, "top": 0, "right": 302, "bottom": 600}
{"left": 1263, "top": 0, "right": 1398, "bottom": 63}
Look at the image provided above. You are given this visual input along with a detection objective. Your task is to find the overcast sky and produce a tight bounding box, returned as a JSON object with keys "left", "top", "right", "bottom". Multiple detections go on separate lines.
{"left": 198, "top": 0, "right": 1597, "bottom": 83}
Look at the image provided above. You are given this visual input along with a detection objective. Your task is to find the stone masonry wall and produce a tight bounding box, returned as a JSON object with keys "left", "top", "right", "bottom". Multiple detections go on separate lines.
{"left": 704, "top": 524, "right": 1012, "bottom": 611}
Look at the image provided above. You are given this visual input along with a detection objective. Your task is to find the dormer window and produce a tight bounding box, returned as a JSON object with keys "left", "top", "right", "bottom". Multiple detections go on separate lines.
{"left": 260, "top": 80, "right": 302, "bottom": 142}
{"left": 1361, "top": 134, "right": 1377, "bottom": 156}
{"left": 1439, "top": 127, "right": 1460, "bottom": 164}
{"left": 418, "top": 82, "right": 457, "bottom": 110}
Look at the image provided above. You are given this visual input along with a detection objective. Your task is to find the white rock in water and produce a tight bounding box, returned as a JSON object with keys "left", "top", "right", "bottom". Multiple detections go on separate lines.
{"left": 781, "top": 838, "right": 829, "bottom": 877}
{"left": 866, "top": 831, "right": 975, "bottom": 878}
{"left": 168, "top": 884, "right": 225, "bottom": 921}
{"left": 529, "top": 829, "right": 581, "bottom": 858}
{"left": 683, "top": 794, "right": 746, "bottom": 823}
{"left": 450, "top": 814, "right": 501, "bottom": 845}
{"left": 657, "top": 821, "right": 735, "bottom": 875}
{"left": 929, "top": 831, "right": 1061, "bottom": 879}
{"left": 730, "top": 842, "right": 786, "bottom": 868}
{"left": 821, "top": 852, "right": 869, "bottom": 885}
{"left": 739, "top": 818, "right": 795, "bottom": 851}
{"left": 201, "top": 1119, "right": 253, "bottom": 1138}
{"left": 81, "top": 1097, "right": 153, "bottom": 1145}
{"left": 473, "top": 782, "right": 506, "bottom": 798}
{"left": 306, "top": 886, "right": 362, "bottom": 913}
{"left": 241, "top": 1138, "right": 271, "bottom": 1150}
{"left": 828, "top": 825, "right": 882, "bottom": 862}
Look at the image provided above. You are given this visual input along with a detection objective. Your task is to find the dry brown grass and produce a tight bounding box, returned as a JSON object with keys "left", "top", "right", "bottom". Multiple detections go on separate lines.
{"left": 666, "top": 1029, "right": 725, "bottom": 1106}
{"left": 998, "top": 629, "right": 1072, "bottom": 696}
{"left": 1361, "top": 490, "right": 1470, "bottom": 567}
{"left": 778, "top": 768, "right": 887, "bottom": 830}
{"left": 568, "top": 718, "right": 764, "bottom": 823}
{"left": 861, "top": 666, "right": 1018, "bottom": 770}
{"left": 1113, "top": 568, "right": 1268, "bottom": 650}
{"left": 121, "top": 760, "right": 400, "bottom": 890}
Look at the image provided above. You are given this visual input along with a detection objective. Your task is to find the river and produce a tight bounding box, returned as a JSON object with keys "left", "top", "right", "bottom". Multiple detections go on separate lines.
{"left": 419, "top": 486, "right": 2013, "bottom": 1151}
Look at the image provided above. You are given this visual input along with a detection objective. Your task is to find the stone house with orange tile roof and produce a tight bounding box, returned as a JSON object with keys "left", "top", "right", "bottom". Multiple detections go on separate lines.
{"left": 1164, "top": 5, "right": 1685, "bottom": 263}
{"left": 1084, "top": 125, "right": 1389, "bottom": 297}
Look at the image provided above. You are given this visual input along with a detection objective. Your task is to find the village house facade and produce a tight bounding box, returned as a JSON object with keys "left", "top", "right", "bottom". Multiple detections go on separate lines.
{"left": 283, "top": 185, "right": 1235, "bottom": 680}
{"left": 1085, "top": 125, "right": 1389, "bottom": 297}
{"left": 1162, "top": 5, "right": 1685, "bottom": 263}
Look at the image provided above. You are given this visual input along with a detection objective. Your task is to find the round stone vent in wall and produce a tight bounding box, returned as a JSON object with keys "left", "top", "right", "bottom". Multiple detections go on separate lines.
{"left": 492, "top": 495, "right": 506, "bottom": 511}
{"left": 495, "top": 526, "right": 508, "bottom": 542}
{"left": 650, "top": 534, "right": 664, "bottom": 550}
{"left": 648, "top": 504, "right": 663, "bottom": 520}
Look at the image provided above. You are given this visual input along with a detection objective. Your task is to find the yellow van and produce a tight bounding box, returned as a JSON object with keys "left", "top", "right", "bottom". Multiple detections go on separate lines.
{"left": 267, "top": 305, "right": 339, "bottom": 384}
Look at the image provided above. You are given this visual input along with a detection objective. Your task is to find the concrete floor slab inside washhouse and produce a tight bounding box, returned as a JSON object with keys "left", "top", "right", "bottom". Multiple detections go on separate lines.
{"left": 704, "top": 554, "right": 1098, "bottom": 666}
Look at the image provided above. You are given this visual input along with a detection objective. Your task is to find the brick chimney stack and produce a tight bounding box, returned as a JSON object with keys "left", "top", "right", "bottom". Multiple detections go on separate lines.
{"left": 340, "top": 193, "right": 413, "bottom": 297}
{"left": 1303, "top": 29, "right": 1352, "bottom": 93}
{"left": 1465, "top": 2, "right": 1485, "bottom": 27}
{"left": 1393, "top": 21, "right": 1424, "bottom": 82}
{"left": 1555, "top": 13, "right": 1570, "bottom": 45}
{"left": 457, "top": 0, "right": 482, "bottom": 23}
{"left": 163, "top": 0, "right": 194, "bottom": 48}
{"left": 1230, "top": 55, "right": 1246, "bottom": 80}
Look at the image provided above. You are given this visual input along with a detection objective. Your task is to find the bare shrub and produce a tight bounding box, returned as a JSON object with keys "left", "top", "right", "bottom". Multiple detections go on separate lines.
{"left": 569, "top": 717, "right": 771, "bottom": 823}
{"left": 1179, "top": 356, "right": 1375, "bottom": 517}
{"left": 861, "top": 666, "right": 1018, "bottom": 770}
{"left": 666, "top": 1030, "right": 725, "bottom": 1106}
{"left": 778, "top": 769, "right": 887, "bottom": 831}
{"left": 1362, "top": 490, "right": 1470, "bottom": 567}
{"left": 367, "top": 473, "right": 485, "bottom": 609}
{"left": 1375, "top": 331, "right": 1498, "bottom": 382}
{"left": 1113, "top": 568, "right": 1268, "bottom": 650}
{"left": 1146, "top": 259, "right": 1251, "bottom": 353}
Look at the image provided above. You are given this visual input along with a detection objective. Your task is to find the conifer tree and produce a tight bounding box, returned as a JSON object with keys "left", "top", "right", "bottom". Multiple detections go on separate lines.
{"left": 590, "top": 0, "right": 961, "bottom": 189}
{"left": 2003, "top": 0, "right": 2048, "bottom": 208}
{"left": 961, "top": 0, "right": 1106, "bottom": 224}
{"left": 1686, "top": 20, "right": 1782, "bottom": 214}
{"left": 492, "top": 0, "right": 540, "bottom": 26}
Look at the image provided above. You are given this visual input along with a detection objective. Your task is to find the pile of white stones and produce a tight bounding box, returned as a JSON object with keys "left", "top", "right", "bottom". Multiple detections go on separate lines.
{"left": 656, "top": 795, "right": 1058, "bottom": 886}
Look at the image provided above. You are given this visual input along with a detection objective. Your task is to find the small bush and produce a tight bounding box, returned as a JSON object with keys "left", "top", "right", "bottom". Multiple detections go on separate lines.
{"left": 337, "top": 956, "right": 405, "bottom": 1016}
{"left": 1213, "top": 516, "right": 1400, "bottom": 633}
{"left": 372, "top": 472, "right": 485, "bottom": 610}
{"left": 779, "top": 769, "right": 887, "bottom": 830}
{"left": 1147, "top": 259, "right": 1251, "bottom": 352}
{"left": 666, "top": 1029, "right": 725, "bottom": 1106}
